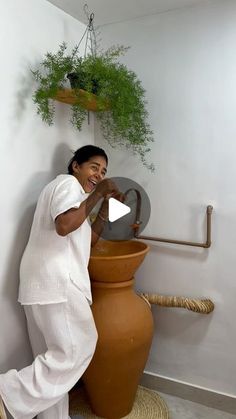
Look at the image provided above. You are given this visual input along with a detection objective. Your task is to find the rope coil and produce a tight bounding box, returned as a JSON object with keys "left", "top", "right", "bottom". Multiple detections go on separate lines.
{"left": 140, "top": 293, "right": 214, "bottom": 314}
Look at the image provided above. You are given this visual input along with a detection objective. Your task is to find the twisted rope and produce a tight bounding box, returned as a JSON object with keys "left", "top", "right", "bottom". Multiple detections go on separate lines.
{"left": 140, "top": 293, "right": 214, "bottom": 314}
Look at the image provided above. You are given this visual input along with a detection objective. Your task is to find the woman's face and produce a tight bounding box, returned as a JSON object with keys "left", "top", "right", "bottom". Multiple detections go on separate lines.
{"left": 72, "top": 155, "right": 107, "bottom": 193}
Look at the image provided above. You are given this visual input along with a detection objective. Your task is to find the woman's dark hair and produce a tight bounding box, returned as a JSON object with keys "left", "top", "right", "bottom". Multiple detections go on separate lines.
{"left": 68, "top": 145, "right": 108, "bottom": 174}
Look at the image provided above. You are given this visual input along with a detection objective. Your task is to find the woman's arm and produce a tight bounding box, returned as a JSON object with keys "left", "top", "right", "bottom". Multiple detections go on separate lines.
{"left": 55, "top": 179, "right": 119, "bottom": 236}
{"left": 55, "top": 190, "right": 101, "bottom": 236}
{"left": 90, "top": 192, "right": 125, "bottom": 246}
{"left": 91, "top": 198, "right": 109, "bottom": 246}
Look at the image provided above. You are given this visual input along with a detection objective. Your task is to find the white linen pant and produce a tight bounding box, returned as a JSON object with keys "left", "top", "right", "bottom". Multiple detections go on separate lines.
{"left": 0, "top": 280, "right": 98, "bottom": 419}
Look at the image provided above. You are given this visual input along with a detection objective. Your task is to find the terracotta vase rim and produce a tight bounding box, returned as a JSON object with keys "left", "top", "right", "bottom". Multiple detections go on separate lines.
{"left": 90, "top": 241, "right": 150, "bottom": 261}
{"left": 91, "top": 279, "right": 134, "bottom": 288}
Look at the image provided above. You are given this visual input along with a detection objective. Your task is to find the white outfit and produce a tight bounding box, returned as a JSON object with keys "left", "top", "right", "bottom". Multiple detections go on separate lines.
{"left": 19, "top": 174, "right": 92, "bottom": 305}
{"left": 0, "top": 175, "right": 97, "bottom": 419}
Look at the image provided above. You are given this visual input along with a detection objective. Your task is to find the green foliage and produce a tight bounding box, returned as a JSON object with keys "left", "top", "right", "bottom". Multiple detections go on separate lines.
{"left": 32, "top": 43, "right": 154, "bottom": 171}
{"left": 32, "top": 42, "right": 82, "bottom": 125}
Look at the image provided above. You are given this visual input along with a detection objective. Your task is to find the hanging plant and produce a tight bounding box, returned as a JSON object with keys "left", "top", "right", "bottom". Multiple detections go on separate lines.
{"left": 31, "top": 9, "right": 154, "bottom": 171}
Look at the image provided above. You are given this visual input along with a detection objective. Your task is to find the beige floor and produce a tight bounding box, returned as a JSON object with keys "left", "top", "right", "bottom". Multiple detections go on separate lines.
{"left": 158, "top": 392, "right": 236, "bottom": 419}
{"left": 69, "top": 385, "right": 236, "bottom": 419}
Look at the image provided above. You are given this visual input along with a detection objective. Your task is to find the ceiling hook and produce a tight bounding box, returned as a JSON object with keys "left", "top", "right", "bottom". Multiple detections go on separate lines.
{"left": 88, "top": 13, "right": 95, "bottom": 30}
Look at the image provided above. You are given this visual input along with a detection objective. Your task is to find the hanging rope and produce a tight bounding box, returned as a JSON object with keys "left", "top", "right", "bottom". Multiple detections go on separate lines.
{"left": 139, "top": 293, "right": 214, "bottom": 314}
{"left": 83, "top": 4, "right": 97, "bottom": 57}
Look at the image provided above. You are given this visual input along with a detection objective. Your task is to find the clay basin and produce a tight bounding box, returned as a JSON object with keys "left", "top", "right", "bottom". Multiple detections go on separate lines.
{"left": 88, "top": 240, "right": 149, "bottom": 282}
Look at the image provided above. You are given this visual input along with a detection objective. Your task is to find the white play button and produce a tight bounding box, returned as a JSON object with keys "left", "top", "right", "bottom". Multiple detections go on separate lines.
{"left": 108, "top": 198, "right": 131, "bottom": 222}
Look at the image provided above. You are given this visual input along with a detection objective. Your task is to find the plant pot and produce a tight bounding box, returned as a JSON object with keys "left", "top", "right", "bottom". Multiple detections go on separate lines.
{"left": 53, "top": 88, "right": 109, "bottom": 111}
{"left": 67, "top": 72, "right": 99, "bottom": 94}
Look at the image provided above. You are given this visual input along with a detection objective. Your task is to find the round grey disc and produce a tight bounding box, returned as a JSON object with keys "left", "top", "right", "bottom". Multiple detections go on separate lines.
{"left": 89, "top": 177, "right": 151, "bottom": 241}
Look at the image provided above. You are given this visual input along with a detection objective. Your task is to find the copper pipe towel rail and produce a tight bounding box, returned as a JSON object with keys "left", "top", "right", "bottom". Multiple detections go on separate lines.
{"left": 135, "top": 205, "right": 213, "bottom": 249}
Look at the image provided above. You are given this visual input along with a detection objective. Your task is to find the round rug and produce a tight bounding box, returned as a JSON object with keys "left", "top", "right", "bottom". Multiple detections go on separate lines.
{"left": 69, "top": 385, "right": 169, "bottom": 418}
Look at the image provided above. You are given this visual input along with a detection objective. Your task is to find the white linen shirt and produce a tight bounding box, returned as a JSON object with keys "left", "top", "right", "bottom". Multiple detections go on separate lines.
{"left": 18, "top": 174, "right": 92, "bottom": 305}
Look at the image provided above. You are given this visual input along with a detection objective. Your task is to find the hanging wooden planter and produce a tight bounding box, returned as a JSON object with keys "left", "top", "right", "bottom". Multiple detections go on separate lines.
{"left": 53, "top": 88, "right": 110, "bottom": 112}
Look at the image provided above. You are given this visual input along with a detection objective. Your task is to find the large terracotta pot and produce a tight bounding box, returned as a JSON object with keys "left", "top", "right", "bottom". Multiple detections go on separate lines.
{"left": 83, "top": 240, "right": 154, "bottom": 419}
{"left": 88, "top": 240, "right": 150, "bottom": 283}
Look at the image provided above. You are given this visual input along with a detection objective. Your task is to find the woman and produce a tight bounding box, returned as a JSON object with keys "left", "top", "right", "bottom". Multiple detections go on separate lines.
{"left": 0, "top": 145, "right": 121, "bottom": 419}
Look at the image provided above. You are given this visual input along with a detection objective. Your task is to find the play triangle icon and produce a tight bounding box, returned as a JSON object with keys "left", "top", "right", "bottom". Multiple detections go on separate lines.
{"left": 108, "top": 198, "right": 131, "bottom": 222}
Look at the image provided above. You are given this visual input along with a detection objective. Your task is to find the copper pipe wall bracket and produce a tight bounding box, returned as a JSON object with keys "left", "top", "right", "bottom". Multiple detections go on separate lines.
{"left": 135, "top": 205, "right": 213, "bottom": 249}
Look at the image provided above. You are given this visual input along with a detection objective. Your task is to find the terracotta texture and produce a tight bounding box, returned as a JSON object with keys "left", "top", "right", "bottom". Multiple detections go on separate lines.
{"left": 83, "top": 240, "right": 154, "bottom": 418}
{"left": 88, "top": 240, "right": 150, "bottom": 282}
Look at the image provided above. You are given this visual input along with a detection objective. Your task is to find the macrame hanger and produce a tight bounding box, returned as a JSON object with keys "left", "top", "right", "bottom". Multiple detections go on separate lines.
{"left": 83, "top": 5, "right": 97, "bottom": 57}
{"left": 78, "top": 4, "right": 98, "bottom": 124}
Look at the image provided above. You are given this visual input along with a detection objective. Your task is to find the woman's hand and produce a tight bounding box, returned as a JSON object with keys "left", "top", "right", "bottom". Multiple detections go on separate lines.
{"left": 94, "top": 178, "right": 120, "bottom": 198}
{"left": 111, "top": 191, "right": 126, "bottom": 202}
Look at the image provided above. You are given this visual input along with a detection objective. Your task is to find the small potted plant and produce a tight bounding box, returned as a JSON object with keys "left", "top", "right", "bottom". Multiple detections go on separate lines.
{"left": 32, "top": 23, "right": 154, "bottom": 170}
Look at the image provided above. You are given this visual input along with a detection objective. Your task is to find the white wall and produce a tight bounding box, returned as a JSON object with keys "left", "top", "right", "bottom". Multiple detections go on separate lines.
{"left": 0, "top": 0, "right": 94, "bottom": 371}
{"left": 96, "top": 0, "right": 236, "bottom": 396}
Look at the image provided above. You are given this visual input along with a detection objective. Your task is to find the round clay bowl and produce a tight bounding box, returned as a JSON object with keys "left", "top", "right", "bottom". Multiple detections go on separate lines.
{"left": 88, "top": 240, "right": 149, "bottom": 282}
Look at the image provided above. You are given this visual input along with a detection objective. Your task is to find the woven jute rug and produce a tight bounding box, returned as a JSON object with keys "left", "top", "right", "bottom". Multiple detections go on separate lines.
{"left": 69, "top": 385, "right": 169, "bottom": 418}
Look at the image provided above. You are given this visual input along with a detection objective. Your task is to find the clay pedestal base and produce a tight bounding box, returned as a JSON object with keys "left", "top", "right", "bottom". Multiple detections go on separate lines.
{"left": 83, "top": 278, "right": 154, "bottom": 419}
